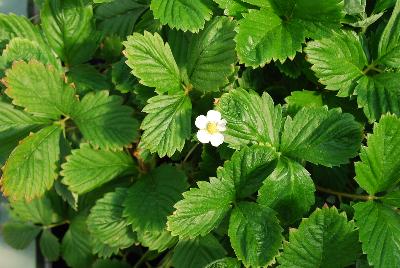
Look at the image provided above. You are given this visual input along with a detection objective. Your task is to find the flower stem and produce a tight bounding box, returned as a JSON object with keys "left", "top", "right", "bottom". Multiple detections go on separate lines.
{"left": 183, "top": 142, "right": 200, "bottom": 163}
{"left": 316, "top": 186, "right": 376, "bottom": 201}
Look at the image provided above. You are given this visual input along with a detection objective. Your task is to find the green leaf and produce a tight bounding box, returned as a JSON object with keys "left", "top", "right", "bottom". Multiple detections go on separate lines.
{"left": 150, "top": 0, "right": 213, "bottom": 32}
{"left": 61, "top": 144, "right": 136, "bottom": 194}
{"left": 2, "top": 222, "right": 41, "bottom": 249}
{"left": 280, "top": 106, "right": 362, "bottom": 167}
{"left": 354, "top": 201, "right": 400, "bottom": 268}
{"left": 4, "top": 60, "right": 77, "bottom": 119}
{"left": 137, "top": 230, "right": 178, "bottom": 252}
{"left": 217, "top": 88, "right": 282, "bottom": 149}
{"left": 305, "top": 30, "right": 368, "bottom": 96}
{"left": 205, "top": 258, "right": 242, "bottom": 268}
{"left": 258, "top": 157, "right": 315, "bottom": 223}
{"left": 217, "top": 145, "right": 277, "bottom": 198}
{"left": 141, "top": 92, "right": 192, "bottom": 157}
{"left": 172, "top": 234, "right": 227, "bottom": 268}
{"left": 40, "top": 229, "right": 60, "bottom": 261}
{"left": 87, "top": 188, "right": 136, "bottom": 248}
{"left": 93, "top": 259, "right": 130, "bottom": 268}
{"left": 72, "top": 90, "right": 139, "bottom": 150}
{"left": 228, "top": 202, "right": 283, "bottom": 267}
{"left": 167, "top": 176, "right": 235, "bottom": 238}
{"left": 124, "top": 31, "right": 182, "bottom": 94}
{"left": 41, "top": 0, "right": 101, "bottom": 65}
{"left": 187, "top": 17, "right": 236, "bottom": 92}
{"left": 213, "top": 0, "right": 253, "bottom": 17}
{"left": 0, "top": 101, "right": 50, "bottom": 164}
{"left": 124, "top": 165, "right": 188, "bottom": 232}
{"left": 91, "top": 236, "right": 120, "bottom": 258}
{"left": 0, "top": 14, "right": 44, "bottom": 45}
{"left": 380, "top": 190, "right": 400, "bottom": 207}
{"left": 355, "top": 114, "right": 400, "bottom": 195}
{"left": 2, "top": 125, "right": 61, "bottom": 201}
{"left": 278, "top": 206, "right": 360, "bottom": 268}
{"left": 9, "top": 195, "right": 58, "bottom": 225}
{"left": 285, "top": 90, "right": 324, "bottom": 115}
{"left": 67, "top": 64, "right": 112, "bottom": 95}
{"left": 377, "top": 0, "right": 400, "bottom": 68}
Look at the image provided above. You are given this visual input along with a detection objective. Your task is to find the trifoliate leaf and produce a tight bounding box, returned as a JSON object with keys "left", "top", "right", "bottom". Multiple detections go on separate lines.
{"left": 217, "top": 145, "right": 277, "bottom": 199}
{"left": 0, "top": 14, "right": 44, "bottom": 45}
{"left": 150, "top": 0, "right": 213, "bottom": 32}
{"left": 172, "top": 234, "right": 227, "bottom": 268}
{"left": 205, "top": 257, "right": 242, "bottom": 268}
{"left": 305, "top": 30, "right": 368, "bottom": 96}
{"left": 278, "top": 207, "right": 360, "bottom": 268}
{"left": 61, "top": 144, "right": 136, "bottom": 194}
{"left": 167, "top": 177, "right": 235, "bottom": 238}
{"left": 2, "top": 221, "right": 41, "bottom": 249}
{"left": 137, "top": 230, "right": 178, "bottom": 252}
{"left": 40, "top": 229, "right": 60, "bottom": 262}
{"left": 228, "top": 202, "right": 283, "bottom": 267}
{"left": 87, "top": 188, "right": 136, "bottom": 249}
{"left": 187, "top": 17, "right": 236, "bottom": 92}
{"left": 141, "top": 92, "right": 192, "bottom": 157}
{"left": 280, "top": 106, "right": 362, "bottom": 167}
{"left": 3, "top": 60, "right": 77, "bottom": 119}
{"left": 217, "top": 88, "right": 283, "bottom": 149}
{"left": 258, "top": 157, "right": 315, "bottom": 224}
{"left": 72, "top": 90, "right": 139, "bottom": 150}
{"left": 41, "top": 0, "right": 101, "bottom": 65}
{"left": 124, "top": 31, "right": 182, "bottom": 94}
{"left": 355, "top": 114, "right": 400, "bottom": 195}
{"left": 354, "top": 201, "right": 400, "bottom": 268}
{"left": 1, "top": 125, "right": 61, "bottom": 201}
{"left": 124, "top": 165, "right": 188, "bottom": 233}
{"left": 9, "top": 195, "right": 58, "bottom": 225}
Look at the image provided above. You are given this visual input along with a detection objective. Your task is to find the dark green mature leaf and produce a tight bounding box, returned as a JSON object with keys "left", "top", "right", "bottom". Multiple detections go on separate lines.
{"left": 278, "top": 207, "right": 360, "bottom": 268}
{"left": 217, "top": 88, "right": 283, "bottom": 149}
{"left": 205, "top": 258, "right": 242, "bottom": 268}
{"left": 67, "top": 64, "right": 112, "bottom": 95}
{"left": 228, "top": 202, "right": 283, "bottom": 267}
{"left": 91, "top": 236, "right": 120, "bottom": 258}
{"left": 40, "top": 229, "right": 60, "bottom": 261}
{"left": 124, "top": 165, "right": 188, "bottom": 232}
{"left": 150, "top": 0, "right": 213, "bottom": 32}
{"left": 41, "top": 0, "right": 101, "bottom": 65}
{"left": 4, "top": 60, "right": 77, "bottom": 119}
{"left": 167, "top": 177, "right": 235, "bottom": 238}
{"left": 280, "top": 106, "right": 362, "bottom": 167}
{"left": 380, "top": 190, "right": 400, "bottom": 207}
{"left": 187, "top": 17, "right": 236, "bottom": 92}
{"left": 0, "top": 14, "right": 44, "bottom": 45}
{"left": 141, "top": 92, "right": 192, "bottom": 157}
{"left": 355, "top": 114, "right": 400, "bottom": 195}
{"left": 172, "top": 234, "right": 227, "bottom": 268}
{"left": 137, "top": 230, "right": 177, "bottom": 252}
{"left": 285, "top": 90, "right": 324, "bottom": 115}
{"left": 61, "top": 144, "right": 136, "bottom": 194}
{"left": 2, "top": 222, "right": 41, "bottom": 249}
{"left": 258, "top": 157, "right": 315, "bottom": 223}
{"left": 88, "top": 188, "right": 136, "bottom": 249}
{"left": 354, "top": 201, "right": 400, "bottom": 268}
{"left": 72, "top": 90, "right": 139, "bottom": 150}
{"left": 124, "top": 31, "right": 182, "bottom": 94}
{"left": 2, "top": 125, "right": 61, "bottom": 201}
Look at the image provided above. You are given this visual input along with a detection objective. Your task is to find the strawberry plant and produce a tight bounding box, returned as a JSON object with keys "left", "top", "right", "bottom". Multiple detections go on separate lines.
{"left": 0, "top": 0, "right": 399, "bottom": 267}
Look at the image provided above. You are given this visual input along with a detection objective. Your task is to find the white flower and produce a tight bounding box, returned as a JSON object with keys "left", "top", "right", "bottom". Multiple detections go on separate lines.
{"left": 195, "top": 110, "right": 227, "bottom": 147}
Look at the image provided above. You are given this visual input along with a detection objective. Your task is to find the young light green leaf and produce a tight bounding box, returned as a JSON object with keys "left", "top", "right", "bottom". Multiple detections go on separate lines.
{"left": 167, "top": 177, "right": 235, "bottom": 238}
{"left": 355, "top": 114, "right": 400, "bottom": 195}
{"left": 150, "top": 0, "right": 213, "bottom": 32}
{"left": 213, "top": 0, "right": 252, "bottom": 17}
{"left": 61, "top": 144, "right": 136, "bottom": 194}
{"left": 217, "top": 88, "right": 282, "bottom": 149}
{"left": 72, "top": 90, "right": 139, "bottom": 150}
{"left": 87, "top": 188, "right": 136, "bottom": 249}
{"left": 172, "top": 234, "right": 227, "bottom": 268}
{"left": 354, "top": 201, "right": 400, "bottom": 268}
{"left": 141, "top": 92, "right": 192, "bottom": 157}
{"left": 2, "top": 222, "right": 41, "bottom": 249}
{"left": 124, "top": 31, "right": 182, "bottom": 94}
{"left": 280, "top": 106, "right": 362, "bottom": 167}
{"left": 1, "top": 125, "right": 61, "bottom": 201}
{"left": 278, "top": 207, "right": 360, "bottom": 268}
{"left": 4, "top": 60, "right": 77, "bottom": 119}
{"left": 228, "top": 202, "right": 283, "bottom": 267}
{"left": 40, "top": 229, "right": 60, "bottom": 262}
{"left": 285, "top": 90, "right": 324, "bottom": 115}
{"left": 258, "top": 157, "right": 315, "bottom": 223}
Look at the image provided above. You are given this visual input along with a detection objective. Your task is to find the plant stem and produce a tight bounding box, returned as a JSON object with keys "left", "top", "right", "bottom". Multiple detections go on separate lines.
{"left": 183, "top": 142, "right": 200, "bottom": 163}
{"left": 44, "top": 220, "right": 70, "bottom": 229}
{"left": 316, "top": 186, "right": 376, "bottom": 201}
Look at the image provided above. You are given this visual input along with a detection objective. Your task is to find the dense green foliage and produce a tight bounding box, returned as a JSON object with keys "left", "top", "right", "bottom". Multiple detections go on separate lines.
{"left": 1, "top": 0, "right": 400, "bottom": 267}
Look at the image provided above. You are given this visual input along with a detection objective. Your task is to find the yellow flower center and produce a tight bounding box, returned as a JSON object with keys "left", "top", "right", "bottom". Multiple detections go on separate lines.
{"left": 207, "top": 122, "right": 218, "bottom": 134}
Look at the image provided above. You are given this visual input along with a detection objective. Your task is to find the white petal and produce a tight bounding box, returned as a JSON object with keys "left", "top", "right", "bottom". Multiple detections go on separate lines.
{"left": 195, "top": 115, "right": 208, "bottom": 129}
{"left": 207, "top": 110, "right": 221, "bottom": 122}
{"left": 210, "top": 133, "right": 224, "bottom": 147}
{"left": 197, "top": 130, "right": 211, "bottom": 144}
{"left": 217, "top": 119, "right": 227, "bottom": 132}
